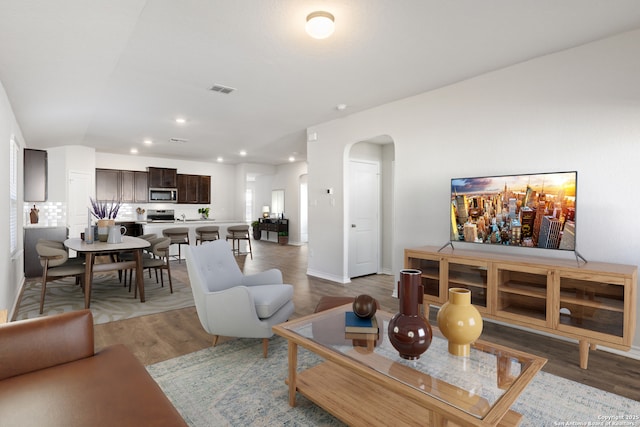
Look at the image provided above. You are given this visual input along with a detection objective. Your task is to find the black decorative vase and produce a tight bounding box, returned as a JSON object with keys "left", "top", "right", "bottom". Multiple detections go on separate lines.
{"left": 388, "top": 269, "right": 432, "bottom": 360}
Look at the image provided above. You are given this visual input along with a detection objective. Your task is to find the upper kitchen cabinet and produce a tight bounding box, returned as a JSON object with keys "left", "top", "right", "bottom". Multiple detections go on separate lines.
{"left": 199, "top": 175, "right": 211, "bottom": 204}
{"left": 121, "top": 170, "right": 148, "bottom": 203}
{"left": 96, "top": 169, "right": 148, "bottom": 203}
{"left": 177, "top": 174, "right": 211, "bottom": 204}
{"left": 24, "top": 149, "right": 48, "bottom": 201}
{"left": 96, "top": 169, "right": 119, "bottom": 201}
{"left": 148, "top": 167, "right": 177, "bottom": 188}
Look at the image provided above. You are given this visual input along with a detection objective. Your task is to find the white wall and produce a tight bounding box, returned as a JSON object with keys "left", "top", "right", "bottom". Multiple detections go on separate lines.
{"left": 271, "top": 161, "right": 308, "bottom": 245}
{"left": 49, "top": 145, "right": 96, "bottom": 202}
{"left": 307, "top": 30, "right": 640, "bottom": 347}
{"left": 0, "top": 80, "right": 25, "bottom": 315}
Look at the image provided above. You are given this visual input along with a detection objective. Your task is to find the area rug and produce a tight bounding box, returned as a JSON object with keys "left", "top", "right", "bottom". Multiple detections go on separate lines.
{"left": 15, "top": 272, "right": 194, "bottom": 324}
{"left": 147, "top": 337, "right": 640, "bottom": 427}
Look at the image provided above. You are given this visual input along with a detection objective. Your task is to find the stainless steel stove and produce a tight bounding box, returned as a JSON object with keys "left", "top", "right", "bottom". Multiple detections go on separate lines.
{"left": 146, "top": 209, "right": 175, "bottom": 222}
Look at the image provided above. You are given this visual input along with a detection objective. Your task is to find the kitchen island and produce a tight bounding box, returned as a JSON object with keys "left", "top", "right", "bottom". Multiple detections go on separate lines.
{"left": 141, "top": 220, "right": 250, "bottom": 260}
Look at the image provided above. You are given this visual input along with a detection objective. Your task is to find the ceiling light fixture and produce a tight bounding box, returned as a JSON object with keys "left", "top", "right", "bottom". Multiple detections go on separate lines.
{"left": 217, "top": 157, "right": 224, "bottom": 162}
{"left": 306, "top": 11, "right": 335, "bottom": 39}
{"left": 143, "top": 139, "right": 153, "bottom": 145}
{"left": 175, "top": 117, "right": 186, "bottom": 124}
{"left": 289, "top": 156, "right": 295, "bottom": 162}
{"left": 239, "top": 150, "right": 247, "bottom": 156}
{"left": 336, "top": 104, "right": 347, "bottom": 111}
{"left": 130, "top": 148, "right": 138, "bottom": 154}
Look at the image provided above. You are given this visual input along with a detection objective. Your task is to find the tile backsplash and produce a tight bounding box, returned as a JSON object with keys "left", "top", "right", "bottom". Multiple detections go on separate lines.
{"left": 23, "top": 202, "right": 66, "bottom": 227}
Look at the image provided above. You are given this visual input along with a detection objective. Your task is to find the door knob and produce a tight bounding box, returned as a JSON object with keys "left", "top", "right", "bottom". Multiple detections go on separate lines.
{"left": 351, "top": 224, "right": 356, "bottom": 228}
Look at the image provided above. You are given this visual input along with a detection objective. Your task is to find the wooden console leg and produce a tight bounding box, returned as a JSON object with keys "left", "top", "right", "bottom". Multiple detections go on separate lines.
{"left": 287, "top": 341, "right": 298, "bottom": 407}
{"left": 579, "top": 340, "right": 589, "bottom": 369}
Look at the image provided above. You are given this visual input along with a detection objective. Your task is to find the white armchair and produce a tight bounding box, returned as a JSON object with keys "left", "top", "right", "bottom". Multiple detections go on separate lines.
{"left": 184, "top": 239, "right": 294, "bottom": 357}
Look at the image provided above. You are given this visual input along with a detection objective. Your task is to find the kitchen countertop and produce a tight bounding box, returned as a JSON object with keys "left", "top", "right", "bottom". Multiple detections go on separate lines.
{"left": 137, "top": 219, "right": 247, "bottom": 225}
{"left": 23, "top": 223, "right": 67, "bottom": 229}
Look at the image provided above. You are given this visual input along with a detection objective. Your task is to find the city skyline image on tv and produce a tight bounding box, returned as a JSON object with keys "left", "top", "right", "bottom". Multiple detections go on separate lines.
{"left": 450, "top": 171, "right": 577, "bottom": 251}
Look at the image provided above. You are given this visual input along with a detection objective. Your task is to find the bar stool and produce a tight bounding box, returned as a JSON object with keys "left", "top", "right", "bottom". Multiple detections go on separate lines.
{"left": 162, "top": 227, "right": 190, "bottom": 263}
{"left": 195, "top": 226, "right": 220, "bottom": 245}
{"left": 225, "top": 224, "right": 252, "bottom": 259}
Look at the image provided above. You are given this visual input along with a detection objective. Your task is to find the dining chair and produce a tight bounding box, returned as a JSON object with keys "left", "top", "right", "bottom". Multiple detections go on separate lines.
{"left": 128, "top": 237, "right": 173, "bottom": 297}
{"left": 35, "top": 240, "right": 86, "bottom": 314}
{"left": 119, "top": 233, "right": 157, "bottom": 285}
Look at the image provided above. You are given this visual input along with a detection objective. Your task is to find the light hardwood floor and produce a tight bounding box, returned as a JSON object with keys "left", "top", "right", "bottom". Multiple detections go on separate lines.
{"left": 94, "top": 240, "right": 640, "bottom": 401}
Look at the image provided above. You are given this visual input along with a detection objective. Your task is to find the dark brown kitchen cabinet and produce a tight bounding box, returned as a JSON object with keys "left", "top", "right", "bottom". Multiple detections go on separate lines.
{"left": 148, "top": 167, "right": 177, "bottom": 188}
{"left": 177, "top": 173, "right": 211, "bottom": 204}
{"left": 24, "top": 148, "right": 48, "bottom": 202}
{"left": 177, "top": 174, "right": 199, "bottom": 203}
{"left": 96, "top": 169, "right": 148, "bottom": 203}
{"left": 199, "top": 175, "right": 211, "bottom": 203}
{"left": 96, "top": 169, "right": 120, "bottom": 201}
{"left": 121, "top": 171, "right": 148, "bottom": 203}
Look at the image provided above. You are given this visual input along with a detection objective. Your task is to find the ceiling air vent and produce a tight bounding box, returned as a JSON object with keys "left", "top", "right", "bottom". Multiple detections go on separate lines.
{"left": 209, "top": 84, "right": 236, "bottom": 94}
{"left": 169, "top": 137, "right": 188, "bottom": 144}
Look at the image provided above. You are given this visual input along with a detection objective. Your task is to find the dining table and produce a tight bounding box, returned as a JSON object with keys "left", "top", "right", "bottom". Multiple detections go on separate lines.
{"left": 64, "top": 236, "right": 151, "bottom": 309}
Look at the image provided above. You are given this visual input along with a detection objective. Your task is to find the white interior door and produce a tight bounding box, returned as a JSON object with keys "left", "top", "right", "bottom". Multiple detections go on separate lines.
{"left": 348, "top": 161, "right": 380, "bottom": 278}
{"left": 68, "top": 170, "right": 91, "bottom": 239}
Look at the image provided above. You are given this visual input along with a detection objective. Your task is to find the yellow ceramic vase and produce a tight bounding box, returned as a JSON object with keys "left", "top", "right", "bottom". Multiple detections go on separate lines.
{"left": 437, "top": 288, "right": 483, "bottom": 356}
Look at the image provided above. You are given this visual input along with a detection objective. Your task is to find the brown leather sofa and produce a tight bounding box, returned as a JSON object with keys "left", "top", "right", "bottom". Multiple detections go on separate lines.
{"left": 0, "top": 310, "right": 187, "bottom": 426}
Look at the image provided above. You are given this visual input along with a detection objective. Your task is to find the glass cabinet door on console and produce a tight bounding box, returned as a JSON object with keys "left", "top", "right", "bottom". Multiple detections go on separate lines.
{"left": 445, "top": 259, "right": 489, "bottom": 313}
{"left": 405, "top": 252, "right": 440, "bottom": 302}
{"left": 556, "top": 272, "right": 627, "bottom": 344}
{"left": 495, "top": 264, "right": 550, "bottom": 328}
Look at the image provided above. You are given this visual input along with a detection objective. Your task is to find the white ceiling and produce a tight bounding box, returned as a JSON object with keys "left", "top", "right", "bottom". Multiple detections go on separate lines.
{"left": 1, "top": 1, "right": 640, "bottom": 165}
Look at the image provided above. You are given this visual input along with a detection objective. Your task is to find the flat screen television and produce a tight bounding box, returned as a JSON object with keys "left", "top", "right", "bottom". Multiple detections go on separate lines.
{"left": 450, "top": 171, "right": 577, "bottom": 251}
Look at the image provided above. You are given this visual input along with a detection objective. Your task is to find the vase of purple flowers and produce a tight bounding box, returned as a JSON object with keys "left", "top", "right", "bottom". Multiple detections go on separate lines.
{"left": 90, "top": 198, "right": 122, "bottom": 242}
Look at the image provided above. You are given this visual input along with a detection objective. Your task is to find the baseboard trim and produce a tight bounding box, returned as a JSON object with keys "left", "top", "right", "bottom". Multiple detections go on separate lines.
{"left": 306, "top": 269, "right": 350, "bottom": 284}
{"left": 9, "top": 276, "right": 26, "bottom": 322}
{"left": 601, "top": 345, "right": 640, "bottom": 360}
{"left": 479, "top": 316, "right": 640, "bottom": 361}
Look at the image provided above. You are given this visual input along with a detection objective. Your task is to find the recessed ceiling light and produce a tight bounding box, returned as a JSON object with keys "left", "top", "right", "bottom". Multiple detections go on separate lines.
{"left": 143, "top": 139, "right": 153, "bottom": 145}
{"left": 289, "top": 156, "right": 295, "bottom": 162}
{"left": 336, "top": 104, "right": 347, "bottom": 111}
{"left": 239, "top": 150, "right": 247, "bottom": 156}
{"left": 130, "top": 148, "right": 138, "bottom": 154}
{"left": 175, "top": 117, "right": 186, "bottom": 124}
{"left": 217, "top": 157, "right": 224, "bottom": 162}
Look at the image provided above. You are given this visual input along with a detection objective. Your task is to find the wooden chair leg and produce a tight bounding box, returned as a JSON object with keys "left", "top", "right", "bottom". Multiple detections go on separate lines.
{"left": 39, "top": 260, "right": 49, "bottom": 314}
{"left": 212, "top": 335, "right": 220, "bottom": 347}
{"left": 166, "top": 256, "right": 173, "bottom": 293}
{"left": 247, "top": 236, "right": 253, "bottom": 259}
{"left": 262, "top": 338, "right": 268, "bottom": 358}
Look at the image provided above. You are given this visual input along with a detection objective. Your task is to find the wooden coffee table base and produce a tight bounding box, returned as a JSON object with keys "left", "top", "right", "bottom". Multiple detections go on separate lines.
{"left": 289, "top": 361, "right": 522, "bottom": 427}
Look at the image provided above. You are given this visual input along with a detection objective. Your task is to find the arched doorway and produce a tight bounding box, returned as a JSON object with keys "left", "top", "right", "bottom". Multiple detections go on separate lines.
{"left": 347, "top": 136, "right": 395, "bottom": 278}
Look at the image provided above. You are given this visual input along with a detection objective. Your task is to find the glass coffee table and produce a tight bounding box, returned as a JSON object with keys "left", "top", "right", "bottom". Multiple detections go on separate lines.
{"left": 273, "top": 304, "right": 546, "bottom": 426}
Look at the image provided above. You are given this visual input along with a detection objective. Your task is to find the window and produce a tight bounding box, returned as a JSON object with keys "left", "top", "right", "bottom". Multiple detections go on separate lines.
{"left": 245, "top": 188, "right": 253, "bottom": 221}
{"left": 9, "top": 137, "right": 18, "bottom": 254}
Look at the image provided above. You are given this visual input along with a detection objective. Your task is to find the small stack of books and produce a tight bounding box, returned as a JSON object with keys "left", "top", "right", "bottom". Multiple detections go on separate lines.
{"left": 345, "top": 312, "right": 379, "bottom": 349}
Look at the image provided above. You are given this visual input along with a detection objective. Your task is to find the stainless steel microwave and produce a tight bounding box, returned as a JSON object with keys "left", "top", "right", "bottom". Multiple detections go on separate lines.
{"left": 149, "top": 188, "right": 177, "bottom": 203}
